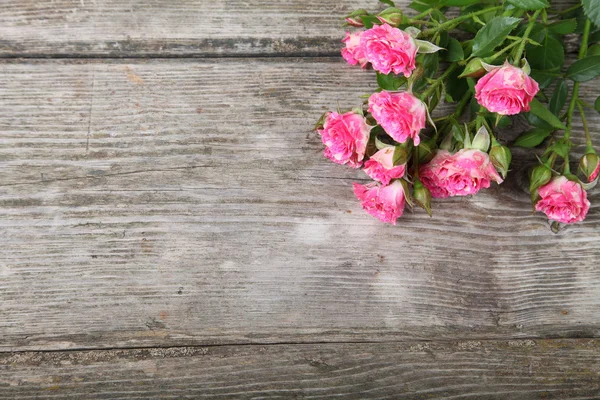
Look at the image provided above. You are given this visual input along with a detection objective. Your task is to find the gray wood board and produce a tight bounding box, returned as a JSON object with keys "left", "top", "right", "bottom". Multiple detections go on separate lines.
{"left": 0, "top": 58, "right": 599, "bottom": 352}
{"left": 0, "top": 0, "right": 580, "bottom": 58}
{"left": 1, "top": 340, "right": 599, "bottom": 399}
{"left": 0, "top": 0, "right": 387, "bottom": 57}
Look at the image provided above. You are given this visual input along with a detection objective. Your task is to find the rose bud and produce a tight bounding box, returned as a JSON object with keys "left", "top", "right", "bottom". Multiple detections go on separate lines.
{"left": 420, "top": 149, "right": 503, "bottom": 198}
{"left": 345, "top": 9, "right": 369, "bottom": 27}
{"left": 318, "top": 111, "right": 371, "bottom": 168}
{"left": 413, "top": 177, "right": 432, "bottom": 216}
{"left": 489, "top": 142, "right": 512, "bottom": 179}
{"left": 529, "top": 164, "right": 552, "bottom": 193}
{"left": 474, "top": 61, "right": 539, "bottom": 115}
{"left": 353, "top": 180, "right": 406, "bottom": 224}
{"left": 458, "top": 57, "right": 486, "bottom": 78}
{"left": 363, "top": 147, "right": 407, "bottom": 185}
{"left": 342, "top": 31, "right": 368, "bottom": 68}
{"left": 377, "top": 7, "right": 404, "bottom": 26}
{"left": 579, "top": 151, "right": 600, "bottom": 182}
{"left": 368, "top": 91, "right": 427, "bottom": 145}
{"left": 535, "top": 176, "right": 590, "bottom": 224}
{"left": 360, "top": 23, "right": 418, "bottom": 77}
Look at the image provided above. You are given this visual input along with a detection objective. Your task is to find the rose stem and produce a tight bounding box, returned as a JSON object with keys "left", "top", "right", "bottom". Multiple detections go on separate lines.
{"left": 420, "top": 6, "right": 503, "bottom": 36}
{"left": 563, "top": 18, "right": 591, "bottom": 173}
{"left": 420, "top": 63, "right": 458, "bottom": 101}
{"left": 513, "top": 9, "right": 542, "bottom": 63}
{"left": 577, "top": 101, "right": 593, "bottom": 151}
{"left": 433, "top": 89, "right": 473, "bottom": 142}
{"left": 487, "top": 40, "right": 521, "bottom": 63}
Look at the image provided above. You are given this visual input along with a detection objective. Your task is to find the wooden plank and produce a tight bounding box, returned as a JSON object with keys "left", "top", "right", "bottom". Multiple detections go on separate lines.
{"left": 1, "top": 340, "right": 599, "bottom": 399}
{"left": 0, "top": 59, "right": 599, "bottom": 351}
{"left": 0, "top": 1, "right": 580, "bottom": 58}
{"left": 0, "top": 0, "right": 387, "bottom": 57}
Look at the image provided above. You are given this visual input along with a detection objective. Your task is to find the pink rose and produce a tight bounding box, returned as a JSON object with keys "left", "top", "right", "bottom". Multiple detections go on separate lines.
{"left": 368, "top": 91, "right": 426, "bottom": 145}
{"left": 363, "top": 147, "right": 406, "bottom": 185}
{"left": 360, "top": 23, "right": 417, "bottom": 77}
{"left": 420, "top": 149, "right": 503, "bottom": 198}
{"left": 419, "top": 150, "right": 454, "bottom": 198}
{"left": 342, "top": 32, "right": 368, "bottom": 68}
{"left": 535, "top": 176, "right": 590, "bottom": 224}
{"left": 318, "top": 111, "right": 371, "bottom": 168}
{"left": 474, "top": 62, "right": 539, "bottom": 115}
{"left": 353, "top": 180, "right": 405, "bottom": 224}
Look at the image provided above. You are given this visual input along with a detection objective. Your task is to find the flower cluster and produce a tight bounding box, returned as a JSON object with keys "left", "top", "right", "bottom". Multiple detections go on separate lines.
{"left": 316, "top": 0, "right": 598, "bottom": 228}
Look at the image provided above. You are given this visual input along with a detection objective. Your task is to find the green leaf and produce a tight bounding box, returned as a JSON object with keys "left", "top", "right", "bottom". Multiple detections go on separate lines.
{"left": 547, "top": 19, "right": 577, "bottom": 35}
{"left": 505, "top": 0, "right": 549, "bottom": 10}
{"left": 582, "top": 0, "right": 600, "bottom": 28}
{"left": 415, "top": 39, "right": 444, "bottom": 54}
{"left": 514, "top": 128, "right": 552, "bottom": 147}
{"left": 526, "top": 111, "right": 552, "bottom": 130}
{"left": 472, "top": 17, "right": 521, "bottom": 57}
{"left": 423, "top": 53, "right": 439, "bottom": 78}
{"left": 359, "top": 15, "right": 381, "bottom": 29}
{"left": 429, "top": 84, "right": 443, "bottom": 110}
{"left": 393, "top": 146, "right": 409, "bottom": 165}
{"left": 566, "top": 56, "right": 600, "bottom": 82}
{"left": 546, "top": 139, "right": 571, "bottom": 158}
{"left": 445, "top": 66, "right": 469, "bottom": 102}
{"left": 588, "top": 44, "right": 600, "bottom": 56}
{"left": 452, "top": 123, "right": 465, "bottom": 142}
{"left": 529, "top": 98, "right": 567, "bottom": 130}
{"left": 548, "top": 80, "right": 568, "bottom": 116}
{"left": 409, "top": 0, "right": 432, "bottom": 12}
{"left": 497, "top": 116, "right": 512, "bottom": 128}
{"left": 440, "top": 0, "right": 479, "bottom": 5}
{"left": 526, "top": 34, "right": 564, "bottom": 71}
{"left": 438, "top": 31, "right": 450, "bottom": 49}
{"left": 379, "top": 0, "right": 396, "bottom": 5}
{"left": 442, "top": 38, "right": 464, "bottom": 62}
{"left": 469, "top": 97, "right": 479, "bottom": 119}
{"left": 595, "top": 96, "right": 600, "bottom": 113}
{"left": 590, "top": 30, "right": 600, "bottom": 43}
{"left": 413, "top": 53, "right": 439, "bottom": 92}
{"left": 376, "top": 72, "right": 407, "bottom": 90}
{"left": 529, "top": 70, "right": 557, "bottom": 88}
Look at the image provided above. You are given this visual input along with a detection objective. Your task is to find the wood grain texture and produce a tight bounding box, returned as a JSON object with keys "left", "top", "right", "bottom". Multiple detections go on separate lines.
{"left": 0, "top": 0, "right": 388, "bottom": 57}
{"left": 0, "top": 0, "right": 581, "bottom": 58}
{"left": 0, "top": 58, "right": 599, "bottom": 351}
{"left": 1, "top": 340, "right": 599, "bottom": 399}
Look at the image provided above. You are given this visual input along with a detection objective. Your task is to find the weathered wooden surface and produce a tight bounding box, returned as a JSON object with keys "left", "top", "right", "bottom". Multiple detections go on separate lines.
{"left": 1, "top": 0, "right": 599, "bottom": 397}
{"left": 1, "top": 340, "right": 599, "bottom": 399}
{"left": 0, "top": 59, "right": 599, "bottom": 353}
{"left": 0, "top": 0, "right": 581, "bottom": 58}
{"left": 0, "top": 0, "right": 387, "bottom": 57}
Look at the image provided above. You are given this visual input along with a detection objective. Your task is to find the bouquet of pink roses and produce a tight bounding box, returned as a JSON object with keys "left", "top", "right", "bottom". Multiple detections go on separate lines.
{"left": 315, "top": 0, "right": 599, "bottom": 227}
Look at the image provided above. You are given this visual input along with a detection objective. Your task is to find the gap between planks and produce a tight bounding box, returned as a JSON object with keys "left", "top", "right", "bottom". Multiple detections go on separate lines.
{"left": 3, "top": 336, "right": 600, "bottom": 355}
{"left": 0, "top": 51, "right": 343, "bottom": 60}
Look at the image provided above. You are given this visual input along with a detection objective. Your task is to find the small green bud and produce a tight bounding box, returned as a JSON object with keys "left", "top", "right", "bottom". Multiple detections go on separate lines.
{"left": 458, "top": 58, "right": 486, "bottom": 78}
{"left": 413, "top": 177, "right": 432, "bottom": 217}
{"left": 579, "top": 151, "right": 600, "bottom": 182}
{"left": 377, "top": 7, "right": 404, "bottom": 26}
{"left": 489, "top": 144, "right": 512, "bottom": 179}
{"left": 529, "top": 164, "right": 552, "bottom": 193}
